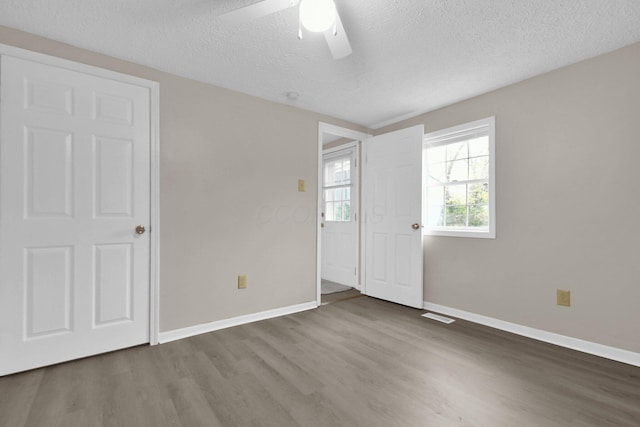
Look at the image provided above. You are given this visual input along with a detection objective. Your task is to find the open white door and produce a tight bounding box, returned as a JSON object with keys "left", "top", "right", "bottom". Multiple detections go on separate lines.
{"left": 363, "top": 125, "right": 424, "bottom": 308}
{"left": 0, "top": 55, "right": 151, "bottom": 375}
{"left": 321, "top": 146, "right": 358, "bottom": 287}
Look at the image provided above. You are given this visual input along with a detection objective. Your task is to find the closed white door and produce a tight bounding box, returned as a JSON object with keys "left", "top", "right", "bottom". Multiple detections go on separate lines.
{"left": 364, "top": 125, "right": 424, "bottom": 308}
{"left": 321, "top": 147, "right": 358, "bottom": 286}
{"left": 0, "top": 55, "right": 151, "bottom": 376}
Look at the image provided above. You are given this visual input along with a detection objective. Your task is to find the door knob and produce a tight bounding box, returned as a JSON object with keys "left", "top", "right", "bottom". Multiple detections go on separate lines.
{"left": 411, "top": 223, "right": 421, "bottom": 230}
{"left": 135, "top": 225, "right": 146, "bottom": 234}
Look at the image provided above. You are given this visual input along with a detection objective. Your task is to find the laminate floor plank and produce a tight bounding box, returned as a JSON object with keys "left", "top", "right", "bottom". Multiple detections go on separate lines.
{"left": 183, "top": 351, "right": 255, "bottom": 427}
{"left": 1, "top": 296, "right": 639, "bottom": 427}
{"left": 168, "top": 377, "right": 224, "bottom": 427}
{"left": 0, "top": 369, "right": 43, "bottom": 427}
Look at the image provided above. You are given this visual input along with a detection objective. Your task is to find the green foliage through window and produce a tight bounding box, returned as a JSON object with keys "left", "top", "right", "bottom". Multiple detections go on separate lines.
{"left": 424, "top": 118, "right": 494, "bottom": 235}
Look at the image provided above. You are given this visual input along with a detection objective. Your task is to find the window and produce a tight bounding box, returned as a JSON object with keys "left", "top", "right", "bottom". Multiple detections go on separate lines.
{"left": 323, "top": 152, "right": 352, "bottom": 222}
{"left": 423, "top": 117, "right": 495, "bottom": 238}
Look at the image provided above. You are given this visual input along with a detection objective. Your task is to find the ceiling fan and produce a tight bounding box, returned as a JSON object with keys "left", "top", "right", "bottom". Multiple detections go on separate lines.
{"left": 220, "top": 0, "right": 353, "bottom": 59}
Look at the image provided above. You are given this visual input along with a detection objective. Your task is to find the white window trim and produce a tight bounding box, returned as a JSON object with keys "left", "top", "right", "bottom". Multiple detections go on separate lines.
{"left": 423, "top": 116, "right": 496, "bottom": 239}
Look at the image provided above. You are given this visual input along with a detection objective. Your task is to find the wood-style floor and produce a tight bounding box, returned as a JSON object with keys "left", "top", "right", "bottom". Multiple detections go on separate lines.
{"left": 321, "top": 288, "right": 362, "bottom": 305}
{"left": 1, "top": 296, "right": 639, "bottom": 427}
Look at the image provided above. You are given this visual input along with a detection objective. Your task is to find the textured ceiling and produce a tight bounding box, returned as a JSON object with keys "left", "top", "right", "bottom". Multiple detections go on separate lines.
{"left": 1, "top": 1, "right": 640, "bottom": 128}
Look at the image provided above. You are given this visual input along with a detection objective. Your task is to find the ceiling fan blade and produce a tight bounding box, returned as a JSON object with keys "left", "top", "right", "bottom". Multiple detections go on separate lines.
{"left": 324, "top": 12, "right": 352, "bottom": 59}
{"left": 220, "top": 0, "right": 298, "bottom": 25}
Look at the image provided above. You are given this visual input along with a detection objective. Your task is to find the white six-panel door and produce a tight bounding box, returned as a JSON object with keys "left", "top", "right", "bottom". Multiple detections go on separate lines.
{"left": 364, "top": 125, "right": 424, "bottom": 308}
{"left": 0, "top": 55, "right": 151, "bottom": 375}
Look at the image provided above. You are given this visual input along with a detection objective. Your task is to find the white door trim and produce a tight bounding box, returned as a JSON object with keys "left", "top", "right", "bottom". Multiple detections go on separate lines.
{"left": 361, "top": 140, "right": 369, "bottom": 296}
{"left": 0, "top": 43, "right": 161, "bottom": 345}
{"left": 317, "top": 122, "right": 371, "bottom": 305}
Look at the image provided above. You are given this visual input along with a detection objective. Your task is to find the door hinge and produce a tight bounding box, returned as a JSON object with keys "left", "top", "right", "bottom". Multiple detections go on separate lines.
{"left": 354, "top": 267, "right": 357, "bottom": 275}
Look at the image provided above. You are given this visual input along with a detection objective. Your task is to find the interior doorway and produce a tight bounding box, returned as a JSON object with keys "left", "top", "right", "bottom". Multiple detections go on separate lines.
{"left": 321, "top": 145, "right": 358, "bottom": 286}
{"left": 316, "top": 122, "right": 424, "bottom": 309}
{"left": 316, "top": 123, "right": 371, "bottom": 305}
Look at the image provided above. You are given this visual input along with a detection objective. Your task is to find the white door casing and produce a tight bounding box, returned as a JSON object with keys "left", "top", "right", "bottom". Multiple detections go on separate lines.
{"left": 321, "top": 146, "right": 358, "bottom": 287}
{"left": 0, "top": 54, "right": 153, "bottom": 375}
{"left": 363, "top": 125, "right": 424, "bottom": 308}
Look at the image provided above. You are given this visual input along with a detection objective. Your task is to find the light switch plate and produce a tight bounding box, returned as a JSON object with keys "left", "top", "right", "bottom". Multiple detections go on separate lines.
{"left": 557, "top": 289, "right": 570, "bottom": 306}
{"left": 238, "top": 275, "right": 247, "bottom": 289}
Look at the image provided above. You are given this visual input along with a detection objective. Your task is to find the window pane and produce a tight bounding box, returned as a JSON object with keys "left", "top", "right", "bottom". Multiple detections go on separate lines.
{"left": 469, "top": 205, "right": 489, "bottom": 227}
{"left": 323, "top": 164, "right": 331, "bottom": 187}
{"left": 324, "top": 189, "right": 333, "bottom": 203}
{"left": 325, "top": 202, "right": 335, "bottom": 221}
{"left": 423, "top": 118, "right": 493, "bottom": 236}
{"left": 335, "top": 202, "right": 344, "bottom": 221}
{"left": 446, "top": 141, "right": 468, "bottom": 161}
{"left": 445, "top": 184, "right": 467, "bottom": 206}
{"left": 331, "top": 188, "right": 343, "bottom": 202}
{"left": 468, "top": 183, "right": 488, "bottom": 205}
{"left": 326, "top": 201, "right": 351, "bottom": 222}
{"left": 427, "top": 205, "right": 445, "bottom": 226}
{"left": 427, "top": 162, "right": 446, "bottom": 185}
{"left": 427, "top": 145, "right": 446, "bottom": 164}
{"left": 324, "top": 157, "right": 351, "bottom": 186}
{"left": 469, "top": 156, "right": 489, "bottom": 180}
{"left": 343, "top": 187, "right": 351, "bottom": 201}
{"left": 337, "top": 160, "right": 351, "bottom": 185}
{"left": 343, "top": 201, "right": 351, "bottom": 221}
{"left": 427, "top": 186, "right": 445, "bottom": 207}
{"left": 468, "top": 136, "right": 489, "bottom": 157}
{"left": 445, "top": 205, "right": 467, "bottom": 227}
{"left": 446, "top": 159, "right": 468, "bottom": 182}
{"left": 325, "top": 185, "right": 351, "bottom": 221}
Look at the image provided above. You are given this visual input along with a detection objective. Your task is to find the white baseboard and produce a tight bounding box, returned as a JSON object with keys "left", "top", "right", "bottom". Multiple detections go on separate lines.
{"left": 423, "top": 301, "right": 640, "bottom": 368}
{"left": 159, "top": 301, "right": 317, "bottom": 344}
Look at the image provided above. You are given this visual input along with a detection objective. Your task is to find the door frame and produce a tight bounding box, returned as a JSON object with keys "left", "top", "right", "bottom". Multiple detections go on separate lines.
{"left": 316, "top": 122, "right": 371, "bottom": 305}
{"left": 0, "top": 43, "right": 161, "bottom": 345}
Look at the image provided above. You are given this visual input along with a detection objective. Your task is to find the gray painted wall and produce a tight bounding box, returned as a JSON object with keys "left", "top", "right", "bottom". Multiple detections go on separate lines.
{"left": 378, "top": 42, "right": 640, "bottom": 353}
{"left": 0, "top": 25, "right": 369, "bottom": 332}
{"left": 2, "top": 25, "right": 638, "bottom": 355}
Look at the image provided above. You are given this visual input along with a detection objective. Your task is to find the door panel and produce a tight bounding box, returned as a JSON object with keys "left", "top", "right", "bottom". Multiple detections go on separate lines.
{"left": 26, "top": 127, "right": 74, "bottom": 217}
{"left": 371, "top": 233, "right": 387, "bottom": 281}
{"left": 25, "top": 246, "right": 73, "bottom": 337}
{"left": 94, "top": 136, "right": 134, "bottom": 217}
{"left": 364, "top": 125, "right": 423, "bottom": 308}
{"left": 94, "top": 243, "right": 133, "bottom": 325}
{"left": 0, "top": 55, "right": 151, "bottom": 376}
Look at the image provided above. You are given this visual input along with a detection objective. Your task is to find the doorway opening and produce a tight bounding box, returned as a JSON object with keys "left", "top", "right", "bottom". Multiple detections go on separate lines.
{"left": 316, "top": 123, "right": 371, "bottom": 305}
{"left": 316, "top": 122, "right": 425, "bottom": 309}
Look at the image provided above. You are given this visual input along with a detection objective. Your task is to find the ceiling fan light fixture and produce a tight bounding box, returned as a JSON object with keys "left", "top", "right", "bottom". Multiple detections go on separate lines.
{"left": 299, "top": 0, "right": 337, "bottom": 33}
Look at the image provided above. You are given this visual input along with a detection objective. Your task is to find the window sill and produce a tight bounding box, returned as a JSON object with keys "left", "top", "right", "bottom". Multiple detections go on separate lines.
{"left": 424, "top": 228, "right": 495, "bottom": 239}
